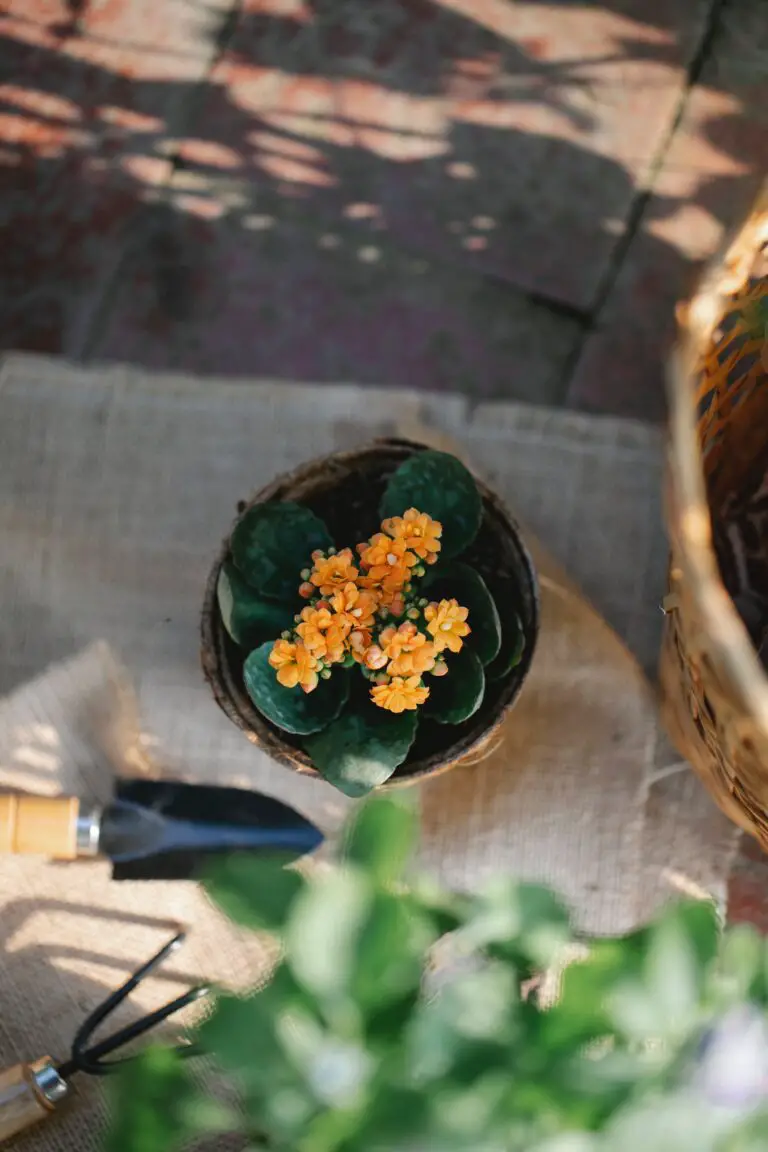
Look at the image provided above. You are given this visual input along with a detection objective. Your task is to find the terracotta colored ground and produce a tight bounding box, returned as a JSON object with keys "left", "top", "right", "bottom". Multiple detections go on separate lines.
{"left": 2, "top": 0, "right": 767, "bottom": 920}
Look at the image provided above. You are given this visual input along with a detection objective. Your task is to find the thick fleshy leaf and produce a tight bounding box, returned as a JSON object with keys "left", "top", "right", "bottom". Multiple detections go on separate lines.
{"left": 423, "top": 648, "right": 484, "bottom": 725}
{"left": 217, "top": 560, "right": 297, "bottom": 650}
{"left": 205, "top": 854, "right": 305, "bottom": 932}
{"left": 380, "top": 451, "right": 482, "bottom": 560}
{"left": 344, "top": 795, "right": 418, "bottom": 884}
{"left": 424, "top": 562, "right": 501, "bottom": 666}
{"left": 485, "top": 609, "right": 526, "bottom": 683}
{"left": 243, "top": 643, "right": 349, "bottom": 735}
{"left": 303, "top": 706, "right": 418, "bottom": 796}
{"left": 231, "top": 501, "right": 333, "bottom": 601}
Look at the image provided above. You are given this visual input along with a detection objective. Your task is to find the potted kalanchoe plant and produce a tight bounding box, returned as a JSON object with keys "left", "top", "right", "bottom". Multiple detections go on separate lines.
{"left": 202, "top": 440, "right": 539, "bottom": 796}
{"left": 108, "top": 797, "right": 768, "bottom": 1152}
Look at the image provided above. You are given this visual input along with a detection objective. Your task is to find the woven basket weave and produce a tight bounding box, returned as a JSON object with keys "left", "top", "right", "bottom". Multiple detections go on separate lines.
{"left": 660, "top": 183, "right": 768, "bottom": 844}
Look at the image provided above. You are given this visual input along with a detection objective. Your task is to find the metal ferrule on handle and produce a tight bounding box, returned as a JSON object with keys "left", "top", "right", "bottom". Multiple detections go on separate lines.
{"left": 0, "top": 794, "right": 99, "bottom": 860}
{"left": 0, "top": 1060, "right": 68, "bottom": 1143}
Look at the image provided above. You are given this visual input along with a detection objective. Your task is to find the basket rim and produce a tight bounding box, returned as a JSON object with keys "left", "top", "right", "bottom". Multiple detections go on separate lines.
{"left": 666, "top": 182, "right": 768, "bottom": 730}
{"left": 200, "top": 436, "right": 540, "bottom": 787}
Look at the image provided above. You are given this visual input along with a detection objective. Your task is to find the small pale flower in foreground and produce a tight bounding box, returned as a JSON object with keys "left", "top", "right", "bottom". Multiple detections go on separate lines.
{"left": 269, "top": 639, "right": 319, "bottom": 693}
{"left": 425, "top": 598, "right": 470, "bottom": 654}
{"left": 371, "top": 676, "right": 429, "bottom": 713}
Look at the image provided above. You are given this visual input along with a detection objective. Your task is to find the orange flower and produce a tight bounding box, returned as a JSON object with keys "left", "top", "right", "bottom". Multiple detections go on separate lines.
{"left": 363, "top": 644, "right": 388, "bottom": 670}
{"left": 296, "top": 605, "right": 349, "bottom": 664}
{"left": 348, "top": 628, "right": 373, "bottom": 663}
{"left": 389, "top": 642, "right": 437, "bottom": 677}
{"left": 380, "top": 621, "right": 437, "bottom": 676}
{"left": 382, "top": 508, "right": 442, "bottom": 563}
{"left": 357, "top": 536, "right": 415, "bottom": 607}
{"left": 360, "top": 567, "right": 411, "bottom": 608}
{"left": 330, "top": 582, "right": 378, "bottom": 630}
{"left": 268, "top": 639, "right": 319, "bottom": 693}
{"left": 371, "top": 676, "right": 429, "bottom": 713}
{"left": 357, "top": 534, "right": 418, "bottom": 581}
{"left": 424, "top": 599, "right": 470, "bottom": 654}
{"left": 310, "top": 549, "right": 358, "bottom": 596}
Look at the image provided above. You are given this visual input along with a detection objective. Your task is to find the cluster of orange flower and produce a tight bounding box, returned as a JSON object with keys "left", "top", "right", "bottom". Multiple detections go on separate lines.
{"left": 268, "top": 508, "right": 470, "bottom": 712}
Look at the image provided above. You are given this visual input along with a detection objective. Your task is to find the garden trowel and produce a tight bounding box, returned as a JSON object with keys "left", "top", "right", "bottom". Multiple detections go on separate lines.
{"left": 0, "top": 778, "right": 323, "bottom": 880}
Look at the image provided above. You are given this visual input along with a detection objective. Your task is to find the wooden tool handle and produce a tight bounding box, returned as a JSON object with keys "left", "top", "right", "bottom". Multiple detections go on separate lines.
{"left": 0, "top": 1061, "right": 59, "bottom": 1142}
{"left": 0, "top": 794, "right": 80, "bottom": 859}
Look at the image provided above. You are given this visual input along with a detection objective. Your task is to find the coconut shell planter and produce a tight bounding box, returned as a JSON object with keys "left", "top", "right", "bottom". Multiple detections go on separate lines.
{"left": 201, "top": 439, "right": 539, "bottom": 796}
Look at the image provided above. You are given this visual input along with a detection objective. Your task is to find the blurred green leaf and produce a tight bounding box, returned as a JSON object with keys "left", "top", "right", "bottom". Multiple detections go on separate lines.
{"left": 205, "top": 853, "right": 305, "bottom": 932}
{"left": 351, "top": 893, "right": 433, "bottom": 1011}
{"left": 105, "top": 798, "right": 768, "bottom": 1152}
{"left": 408, "top": 963, "right": 517, "bottom": 1082}
{"left": 343, "top": 795, "right": 418, "bottom": 885}
{"left": 715, "top": 924, "right": 764, "bottom": 1003}
{"left": 104, "top": 1046, "right": 192, "bottom": 1152}
{"left": 644, "top": 915, "right": 700, "bottom": 1035}
{"left": 286, "top": 868, "right": 372, "bottom": 1000}
{"left": 463, "top": 880, "right": 572, "bottom": 969}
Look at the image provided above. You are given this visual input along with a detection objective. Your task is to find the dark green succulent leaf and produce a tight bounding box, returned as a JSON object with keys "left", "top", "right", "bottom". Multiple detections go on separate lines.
{"left": 231, "top": 501, "right": 333, "bottom": 600}
{"left": 485, "top": 608, "right": 526, "bottom": 683}
{"left": 424, "top": 562, "right": 502, "bottom": 666}
{"left": 343, "top": 795, "right": 418, "bottom": 884}
{"left": 244, "top": 643, "right": 349, "bottom": 735}
{"left": 380, "top": 450, "right": 482, "bottom": 560}
{"left": 205, "top": 853, "right": 306, "bottom": 932}
{"left": 217, "top": 559, "right": 298, "bottom": 650}
{"left": 424, "top": 648, "right": 484, "bottom": 725}
{"left": 303, "top": 705, "right": 418, "bottom": 796}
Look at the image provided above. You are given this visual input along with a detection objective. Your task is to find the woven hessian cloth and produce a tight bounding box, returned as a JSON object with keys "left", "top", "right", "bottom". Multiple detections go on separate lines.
{"left": 0, "top": 355, "right": 738, "bottom": 1151}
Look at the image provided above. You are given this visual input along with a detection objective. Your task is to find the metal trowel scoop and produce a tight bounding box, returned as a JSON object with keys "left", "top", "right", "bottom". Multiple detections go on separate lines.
{"left": 0, "top": 778, "right": 323, "bottom": 880}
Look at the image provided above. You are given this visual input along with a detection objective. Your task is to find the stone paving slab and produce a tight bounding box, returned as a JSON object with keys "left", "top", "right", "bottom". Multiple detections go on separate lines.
{"left": 154, "top": 0, "right": 709, "bottom": 311}
{"left": 94, "top": 209, "right": 582, "bottom": 402}
{"left": 0, "top": 0, "right": 228, "bottom": 355}
{"left": 566, "top": 0, "right": 768, "bottom": 421}
{"left": 0, "top": 0, "right": 763, "bottom": 418}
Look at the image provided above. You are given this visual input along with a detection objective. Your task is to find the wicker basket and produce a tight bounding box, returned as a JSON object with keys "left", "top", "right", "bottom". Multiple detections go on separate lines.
{"left": 201, "top": 438, "right": 540, "bottom": 787}
{"left": 660, "top": 183, "right": 768, "bottom": 843}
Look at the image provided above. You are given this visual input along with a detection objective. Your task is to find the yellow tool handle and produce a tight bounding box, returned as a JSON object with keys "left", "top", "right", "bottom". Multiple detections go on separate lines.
{"left": 0, "top": 1061, "right": 61, "bottom": 1143}
{"left": 0, "top": 794, "right": 80, "bottom": 859}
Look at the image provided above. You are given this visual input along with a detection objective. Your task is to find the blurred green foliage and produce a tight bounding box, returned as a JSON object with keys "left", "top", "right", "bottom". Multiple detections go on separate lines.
{"left": 105, "top": 797, "right": 768, "bottom": 1152}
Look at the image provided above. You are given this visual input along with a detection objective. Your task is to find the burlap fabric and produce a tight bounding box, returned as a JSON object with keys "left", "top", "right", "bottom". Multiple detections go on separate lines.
{"left": 0, "top": 355, "right": 738, "bottom": 1150}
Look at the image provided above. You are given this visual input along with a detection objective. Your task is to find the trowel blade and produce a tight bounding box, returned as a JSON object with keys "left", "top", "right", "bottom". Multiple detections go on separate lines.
{"left": 101, "top": 778, "right": 323, "bottom": 881}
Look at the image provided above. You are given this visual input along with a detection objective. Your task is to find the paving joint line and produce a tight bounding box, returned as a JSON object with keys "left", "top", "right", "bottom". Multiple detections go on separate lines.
{"left": 78, "top": 0, "right": 244, "bottom": 362}
{"left": 552, "top": 0, "right": 731, "bottom": 408}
